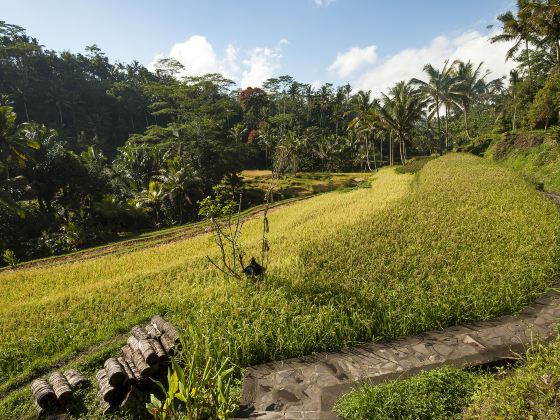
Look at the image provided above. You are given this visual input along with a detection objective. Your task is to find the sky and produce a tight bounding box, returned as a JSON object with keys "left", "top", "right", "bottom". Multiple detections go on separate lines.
{"left": 3, "top": 0, "right": 517, "bottom": 93}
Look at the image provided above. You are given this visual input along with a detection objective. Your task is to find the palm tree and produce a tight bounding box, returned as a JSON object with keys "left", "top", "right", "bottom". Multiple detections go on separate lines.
{"left": 348, "top": 90, "right": 378, "bottom": 171}
{"left": 452, "top": 61, "right": 495, "bottom": 140}
{"left": 529, "top": 0, "right": 560, "bottom": 65}
{"left": 0, "top": 106, "right": 39, "bottom": 179}
{"left": 378, "top": 81, "right": 424, "bottom": 165}
{"left": 411, "top": 60, "right": 456, "bottom": 153}
{"left": 157, "top": 159, "right": 200, "bottom": 223}
{"left": 136, "top": 180, "right": 166, "bottom": 225}
{"left": 491, "top": 1, "right": 535, "bottom": 87}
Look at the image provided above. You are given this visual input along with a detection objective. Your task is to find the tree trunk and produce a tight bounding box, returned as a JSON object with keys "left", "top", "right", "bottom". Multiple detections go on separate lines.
{"left": 525, "top": 39, "right": 533, "bottom": 88}
{"left": 23, "top": 98, "right": 30, "bottom": 122}
{"left": 512, "top": 95, "right": 517, "bottom": 132}
{"left": 380, "top": 136, "right": 383, "bottom": 165}
{"left": 390, "top": 133, "right": 394, "bottom": 166}
{"left": 436, "top": 98, "right": 443, "bottom": 154}
{"left": 444, "top": 105, "right": 449, "bottom": 152}
{"left": 463, "top": 105, "right": 471, "bottom": 139}
{"left": 364, "top": 135, "right": 372, "bottom": 171}
{"left": 57, "top": 103, "right": 63, "bottom": 126}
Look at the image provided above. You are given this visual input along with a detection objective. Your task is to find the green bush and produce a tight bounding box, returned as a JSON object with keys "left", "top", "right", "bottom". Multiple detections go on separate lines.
{"left": 457, "top": 133, "right": 502, "bottom": 156}
{"left": 335, "top": 367, "right": 481, "bottom": 420}
{"left": 465, "top": 337, "right": 560, "bottom": 419}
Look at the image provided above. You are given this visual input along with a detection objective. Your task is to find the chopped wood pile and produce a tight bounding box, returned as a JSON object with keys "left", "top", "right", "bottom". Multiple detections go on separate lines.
{"left": 96, "top": 315, "right": 180, "bottom": 414}
{"left": 31, "top": 369, "right": 90, "bottom": 416}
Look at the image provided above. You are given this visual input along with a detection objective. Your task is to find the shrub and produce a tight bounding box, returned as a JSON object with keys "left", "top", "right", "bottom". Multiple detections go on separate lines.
{"left": 2, "top": 249, "right": 19, "bottom": 269}
{"left": 457, "top": 133, "right": 502, "bottom": 156}
{"left": 464, "top": 337, "right": 560, "bottom": 419}
{"left": 335, "top": 367, "right": 482, "bottom": 420}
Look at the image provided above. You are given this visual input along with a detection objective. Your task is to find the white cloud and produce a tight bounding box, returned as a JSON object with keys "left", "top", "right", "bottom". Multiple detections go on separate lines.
{"left": 313, "top": 0, "right": 335, "bottom": 6}
{"left": 148, "top": 35, "right": 238, "bottom": 79}
{"left": 149, "top": 36, "right": 287, "bottom": 88}
{"left": 310, "top": 80, "right": 323, "bottom": 89}
{"left": 328, "top": 45, "right": 377, "bottom": 78}
{"left": 353, "top": 30, "right": 515, "bottom": 95}
{"left": 241, "top": 47, "right": 282, "bottom": 88}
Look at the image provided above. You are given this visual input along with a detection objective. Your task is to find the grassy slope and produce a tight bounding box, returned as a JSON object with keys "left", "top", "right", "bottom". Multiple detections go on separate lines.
{"left": 486, "top": 132, "right": 560, "bottom": 194}
{"left": 1, "top": 154, "right": 559, "bottom": 418}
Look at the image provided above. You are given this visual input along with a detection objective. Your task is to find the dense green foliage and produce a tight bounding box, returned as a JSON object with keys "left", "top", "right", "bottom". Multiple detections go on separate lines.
{"left": 1, "top": 154, "right": 559, "bottom": 418}
{"left": 464, "top": 337, "right": 560, "bottom": 419}
{"left": 335, "top": 367, "right": 482, "bottom": 420}
{"left": 485, "top": 129, "right": 560, "bottom": 193}
{"left": 0, "top": 18, "right": 508, "bottom": 264}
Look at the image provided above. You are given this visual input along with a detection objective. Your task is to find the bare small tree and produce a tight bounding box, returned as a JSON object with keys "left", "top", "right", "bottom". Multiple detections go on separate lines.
{"left": 199, "top": 180, "right": 272, "bottom": 281}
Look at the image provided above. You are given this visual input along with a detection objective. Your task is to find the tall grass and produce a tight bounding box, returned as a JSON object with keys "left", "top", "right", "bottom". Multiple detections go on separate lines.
{"left": 335, "top": 367, "right": 482, "bottom": 420}
{"left": 464, "top": 336, "right": 560, "bottom": 419}
{"left": 1, "top": 153, "right": 559, "bottom": 417}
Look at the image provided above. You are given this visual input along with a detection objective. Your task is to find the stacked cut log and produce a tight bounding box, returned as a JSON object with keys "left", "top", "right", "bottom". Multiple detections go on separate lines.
{"left": 31, "top": 370, "right": 90, "bottom": 416}
{"left": 96, "top": 315, "right": 180, "bottom": 413}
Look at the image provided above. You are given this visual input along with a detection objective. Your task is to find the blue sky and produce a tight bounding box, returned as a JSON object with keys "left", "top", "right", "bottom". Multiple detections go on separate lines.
{"left": 3, "top": 0, "right": 516, "bottom": 92}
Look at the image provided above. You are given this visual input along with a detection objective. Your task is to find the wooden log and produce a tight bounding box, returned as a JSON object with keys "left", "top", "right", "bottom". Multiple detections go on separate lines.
{"left": 99, "top": 399, "right": 116, "bottom": 415}
{"left": 122, "top": 344, "right": 150, "bottom": 377}
{"left": 48, "top": 372, "right": 73, "bottom": 404}
{"left": 95, "top": 369, "right": 121, "bottom": 406}
{"left": 123, "top": 355, "right": 148, "bottom": 389}
{"left": 117, "top": 357, "right": 136, "bottom": 386}
{"left": 63, "top": 369, "right": 90, "bottom": 389}
{"left": 151, "top": 315, "right": 180, "bottom": 343}
{"left": 145, "top": 322, "right": 163, "bottom": 339}
{"left": 160, "top": 333, "right": 176, "bottom": 355}
{"left": 31, "top": 379, "right": 56, "bottom": 408}
{"left": 131, "top": 325, "right": 149, "bottom": 340}
{"left": 149, "top": 338, "right": 168, "bottom": 362}
{"left": 128, "top": 335, "right": 158, "bottom": 365}
{"left": 34, "top": 400, "right": 47, "bottom": 417}
{"left": 104, "top": 358, "right": 126, "bottom": 387}
{"left": 120, "top": 385, "right": 147, "bottom": 414}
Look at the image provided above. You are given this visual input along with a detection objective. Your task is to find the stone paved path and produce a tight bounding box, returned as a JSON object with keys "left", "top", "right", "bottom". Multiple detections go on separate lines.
{"left": 233, "top": 286, "right": 560, "bottom": 420}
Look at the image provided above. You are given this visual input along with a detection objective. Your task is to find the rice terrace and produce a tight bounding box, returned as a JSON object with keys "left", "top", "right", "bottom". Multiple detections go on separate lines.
{"left": 3, "top": 0, "right": 560, "bottom": 419}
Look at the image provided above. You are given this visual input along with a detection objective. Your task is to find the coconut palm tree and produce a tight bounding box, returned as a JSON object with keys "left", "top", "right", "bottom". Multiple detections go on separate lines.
{"left": 452, "top": 61, "right": 495, "bottom": 140}
{"left": 529, "top": 0, "right": 560, "bottom": 65}
{"left": 348, "top": 90, "right": 379, "bottom": 171}
{"left": 411, "top": 60, "right": 457, "bottom": 154}
{"left": 157, "top": 158, "right": 201, "bottom": 223}
{"left": 491, "top": 1, "right": 536, "bottom": 87}
{"left": 378, "top": 81, "right": 424, "bottom": 165}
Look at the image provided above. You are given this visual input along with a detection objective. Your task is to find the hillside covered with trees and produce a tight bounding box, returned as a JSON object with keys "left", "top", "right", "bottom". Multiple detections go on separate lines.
{"left": 1, "top": 0, "right": 560, "bottom": 264}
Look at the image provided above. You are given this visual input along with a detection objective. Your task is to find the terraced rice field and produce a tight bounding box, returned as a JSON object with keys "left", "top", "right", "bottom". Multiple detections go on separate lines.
{"left": 1, "top": 153, "right": 559, "bottom": 418}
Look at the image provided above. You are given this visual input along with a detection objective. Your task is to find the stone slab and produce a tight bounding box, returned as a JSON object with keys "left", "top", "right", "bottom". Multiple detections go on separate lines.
{"left": 234, "top": 285, "right": 560, "bottom": 419}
